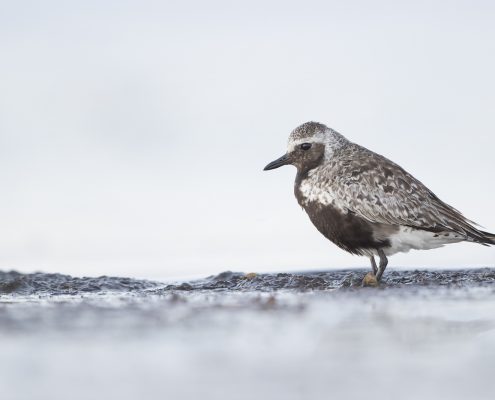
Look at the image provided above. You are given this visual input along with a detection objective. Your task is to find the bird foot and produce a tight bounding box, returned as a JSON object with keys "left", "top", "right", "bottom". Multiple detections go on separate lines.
{"left": 362, "top": 272, "right": 379, "bottom": 287}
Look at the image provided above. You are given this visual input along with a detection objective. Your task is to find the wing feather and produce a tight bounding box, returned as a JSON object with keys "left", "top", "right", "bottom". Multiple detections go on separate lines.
{"left": 327, "top": 145, "right": 488, "bottom": 242}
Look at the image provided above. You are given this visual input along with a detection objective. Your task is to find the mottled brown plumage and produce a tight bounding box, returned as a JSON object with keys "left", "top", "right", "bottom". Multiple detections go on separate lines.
{"left": 294, "top": 169, "right": 395, "bottom": 256}
{"left": 264, "top": 121, "right": 495, "bottom": 282}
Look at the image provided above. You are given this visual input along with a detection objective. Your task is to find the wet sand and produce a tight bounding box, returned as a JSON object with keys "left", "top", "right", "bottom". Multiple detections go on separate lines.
{"left": 1, "top": 268, "right": 495, "bottom": 400}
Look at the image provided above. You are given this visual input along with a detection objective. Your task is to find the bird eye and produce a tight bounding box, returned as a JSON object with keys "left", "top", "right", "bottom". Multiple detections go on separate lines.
{"left": 300, "top": 143, "right": 312, "bottom": 150}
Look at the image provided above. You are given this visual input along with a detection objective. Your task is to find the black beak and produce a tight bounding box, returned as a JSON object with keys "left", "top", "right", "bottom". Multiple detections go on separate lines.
{"left": 263, "top": 154, "right": 290, "bottom": 171}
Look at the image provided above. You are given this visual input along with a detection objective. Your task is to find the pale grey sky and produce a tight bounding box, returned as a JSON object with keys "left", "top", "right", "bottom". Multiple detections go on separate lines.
{"left": 0, "top": 0, "right": 494, "bottom": 278}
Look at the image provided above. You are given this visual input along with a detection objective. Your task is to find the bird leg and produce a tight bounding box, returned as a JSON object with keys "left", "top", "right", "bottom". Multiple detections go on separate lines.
{"left": 370, "top": 256, "right": 378, "bottom": 275}
{"left": 375, "top": 249, "right": 388, "bottom": 281}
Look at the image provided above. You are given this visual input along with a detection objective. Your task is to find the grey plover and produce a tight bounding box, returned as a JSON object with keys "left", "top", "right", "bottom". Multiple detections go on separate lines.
{"left": 264, "top": 122, "right": 495, "bottom": 283}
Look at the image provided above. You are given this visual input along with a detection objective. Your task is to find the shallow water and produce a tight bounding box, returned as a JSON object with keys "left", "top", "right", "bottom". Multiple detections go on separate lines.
{"left": 1, "top": 268, "right": 495, "bottom": 400}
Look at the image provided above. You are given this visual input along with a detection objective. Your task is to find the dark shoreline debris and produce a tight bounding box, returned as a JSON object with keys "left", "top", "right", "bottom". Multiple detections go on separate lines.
{"left": 1, "top": 268, "right": 495, "bottom": 296}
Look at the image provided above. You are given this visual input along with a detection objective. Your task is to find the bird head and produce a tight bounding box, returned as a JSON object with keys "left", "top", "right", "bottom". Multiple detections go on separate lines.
{"left": 263, "top": 122, "right": 346, "bottom": 172}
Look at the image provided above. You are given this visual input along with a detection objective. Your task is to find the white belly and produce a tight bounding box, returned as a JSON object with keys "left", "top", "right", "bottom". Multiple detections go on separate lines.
{"left": 384, "top": 226, "right": 464, "bottom": 256}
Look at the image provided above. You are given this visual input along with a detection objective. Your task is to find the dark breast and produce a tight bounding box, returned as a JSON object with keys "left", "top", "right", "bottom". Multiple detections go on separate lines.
{"left": 295, "top": 173, "right": 391, "bottom": 256}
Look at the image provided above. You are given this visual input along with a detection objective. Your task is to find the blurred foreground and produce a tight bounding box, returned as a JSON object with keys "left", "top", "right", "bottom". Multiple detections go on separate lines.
{"left": 1, "top": 268, "right": 495, "bottom": 400}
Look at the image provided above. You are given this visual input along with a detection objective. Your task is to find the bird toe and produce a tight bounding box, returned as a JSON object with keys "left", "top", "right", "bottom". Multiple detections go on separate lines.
{"left": 362, "top": 272, "right": 379, "bottom": 287}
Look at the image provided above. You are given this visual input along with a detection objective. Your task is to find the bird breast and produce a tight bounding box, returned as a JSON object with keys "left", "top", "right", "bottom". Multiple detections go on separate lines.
{"left": 295, "top": 168, "right": 340, "bottom": 209}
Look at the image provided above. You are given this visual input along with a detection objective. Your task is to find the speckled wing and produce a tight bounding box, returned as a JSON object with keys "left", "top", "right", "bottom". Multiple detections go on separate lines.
{"left": 329, "top": 145, "right": 488, "bottom": 241}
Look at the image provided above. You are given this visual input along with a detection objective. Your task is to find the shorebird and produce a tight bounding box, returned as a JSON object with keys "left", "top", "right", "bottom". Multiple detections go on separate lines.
{"left": 264, "top": 122, "right": 495, "bottom": 284}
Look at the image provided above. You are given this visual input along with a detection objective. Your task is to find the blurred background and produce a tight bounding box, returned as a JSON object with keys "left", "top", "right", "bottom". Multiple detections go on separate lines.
{"left": 0, "top": 0, "right": 494, "bottom": 278}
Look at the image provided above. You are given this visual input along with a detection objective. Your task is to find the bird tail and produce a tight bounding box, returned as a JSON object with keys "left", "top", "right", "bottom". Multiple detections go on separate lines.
{"left": 478, "top": 230, "right": 495, "bottom": 246}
